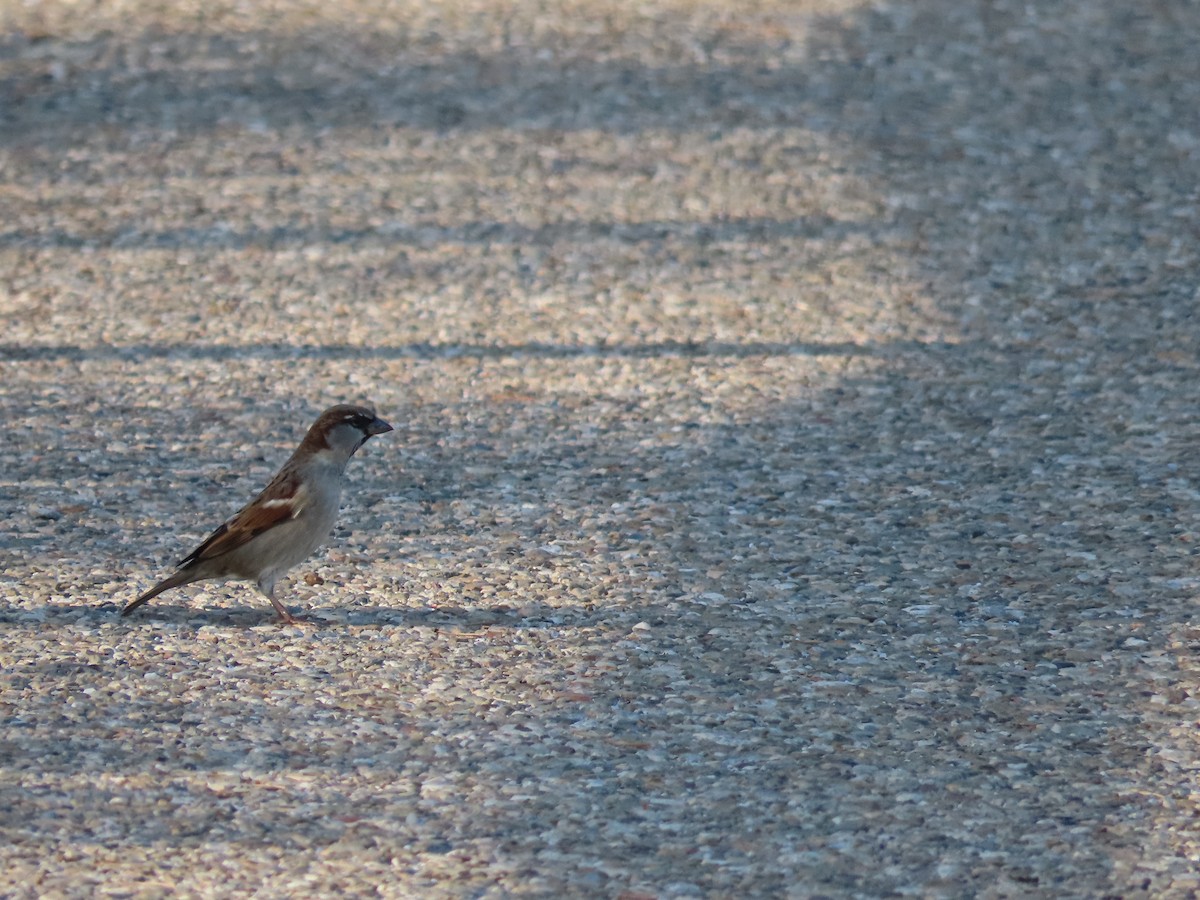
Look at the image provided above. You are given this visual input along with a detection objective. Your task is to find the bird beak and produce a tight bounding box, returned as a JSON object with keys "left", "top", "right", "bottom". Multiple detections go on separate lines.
{"left": 367, "top": 416, "right": 394, "bottom": 436}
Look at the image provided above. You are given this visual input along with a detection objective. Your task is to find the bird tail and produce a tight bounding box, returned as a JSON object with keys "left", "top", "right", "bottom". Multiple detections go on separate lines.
{"left": 122, "top": 570, "right": 192, "bottom": 617}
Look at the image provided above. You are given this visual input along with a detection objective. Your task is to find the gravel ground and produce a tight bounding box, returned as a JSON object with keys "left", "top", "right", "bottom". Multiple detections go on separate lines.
{"left": 3, "top": 0, "right": 1200, "bottom": 896}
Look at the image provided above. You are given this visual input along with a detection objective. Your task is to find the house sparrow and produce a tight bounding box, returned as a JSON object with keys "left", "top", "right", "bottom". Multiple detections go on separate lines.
{"left": 123, "top": 404, "right": 393, "bottom": 624}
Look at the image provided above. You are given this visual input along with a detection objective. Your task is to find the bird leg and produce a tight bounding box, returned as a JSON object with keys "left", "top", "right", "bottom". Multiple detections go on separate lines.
{"left": 259, "top": 578, "right": 311, "bottom": 625}
{"left": 272, "top": 602, "right": 307, "bottom": 625}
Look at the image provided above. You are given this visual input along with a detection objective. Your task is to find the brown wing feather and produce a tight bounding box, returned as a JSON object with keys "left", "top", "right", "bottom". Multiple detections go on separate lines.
{"left": 178, "top": 473, "right": 307, "bottom": 567}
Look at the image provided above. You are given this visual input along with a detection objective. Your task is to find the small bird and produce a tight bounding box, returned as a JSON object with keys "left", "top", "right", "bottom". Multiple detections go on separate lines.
{"left": 123, "top": 404, "right": 393, "bottom": 624}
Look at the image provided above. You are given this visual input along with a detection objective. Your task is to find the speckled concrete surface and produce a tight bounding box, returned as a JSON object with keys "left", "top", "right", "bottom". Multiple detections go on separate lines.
{"left": 3, "top": 1, "right": 1200, "bottom": 896}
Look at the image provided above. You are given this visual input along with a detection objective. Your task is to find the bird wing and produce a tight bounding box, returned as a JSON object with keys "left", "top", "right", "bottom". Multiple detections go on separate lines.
{"left": 178, "top": 473, "right": 308, "bottom": 568}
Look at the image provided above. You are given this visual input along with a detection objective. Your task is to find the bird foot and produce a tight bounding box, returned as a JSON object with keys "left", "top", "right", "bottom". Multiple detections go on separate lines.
{"left": 275, "top": 612, "right": 325, "bottom": 626}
